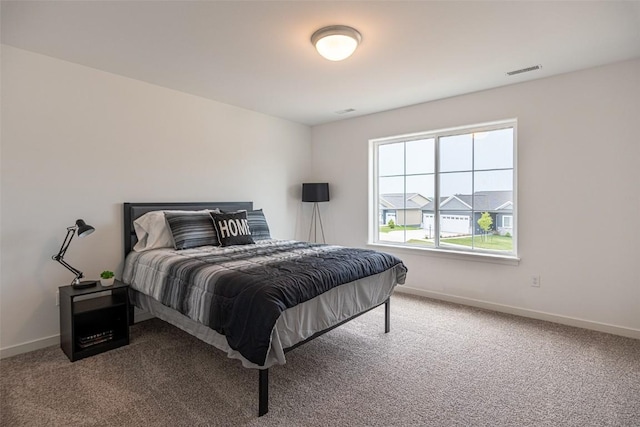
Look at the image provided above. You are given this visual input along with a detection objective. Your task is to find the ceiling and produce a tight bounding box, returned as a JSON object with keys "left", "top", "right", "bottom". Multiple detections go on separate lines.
{"left": 2, "top": 1, "right": 639, "bottom": 126}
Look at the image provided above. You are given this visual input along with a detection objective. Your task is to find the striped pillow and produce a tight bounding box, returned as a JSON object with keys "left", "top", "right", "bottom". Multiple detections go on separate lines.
{"left": 247, "top": 209, "right": 271, "bottom": 240}
{"left": 164, "top": 211, "right": 220, "bottom": 249}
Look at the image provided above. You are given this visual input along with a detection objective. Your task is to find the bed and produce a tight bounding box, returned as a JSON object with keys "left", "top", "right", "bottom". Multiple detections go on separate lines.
{"left": 121, "top": 202, "right": 407, "bottom": 416}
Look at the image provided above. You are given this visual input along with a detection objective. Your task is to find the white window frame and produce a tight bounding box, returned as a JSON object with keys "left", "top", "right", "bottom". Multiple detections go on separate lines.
{"left": 502, "top": 215, "right": 513, "bottom": 229}
{"left": 368, "top": 119, "right": 518, "bottom": 262}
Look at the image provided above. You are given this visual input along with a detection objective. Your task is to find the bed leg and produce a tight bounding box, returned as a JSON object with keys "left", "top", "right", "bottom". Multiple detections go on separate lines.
{"left": 258, "top": 369, "right": 269, "bottom": 416}
{"left": 127, "top": 288, "right": 136, "bottom": 326}
{"left": 385, "top": 298, "right": 390, "bottom": 333}
{"left": 128, "top": 302, "right": 135, "bottom": 326}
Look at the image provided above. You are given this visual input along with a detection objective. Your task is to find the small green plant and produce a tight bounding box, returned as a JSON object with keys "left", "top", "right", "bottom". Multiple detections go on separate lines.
{"left": 100, "top": 270, "right": 114, "bottom": 279}
{"left": 387, "top": 219, "right": 395, "bottom": 229}
{"left": 505, "top": 232, "right": 512, "bottom": 238}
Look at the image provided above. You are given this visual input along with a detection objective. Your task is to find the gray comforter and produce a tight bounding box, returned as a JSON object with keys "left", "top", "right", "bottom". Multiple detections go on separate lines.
{"left": 123, "top": 240, "right": 407, "bottom": 365}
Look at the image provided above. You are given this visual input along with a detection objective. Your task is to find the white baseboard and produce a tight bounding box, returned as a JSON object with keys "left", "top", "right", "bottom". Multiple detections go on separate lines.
{"left": 395, "top": 286, "right": 640, "bottom": 340}
{"left": 4, "top": 291, "right": 636, "bottom": 359}
{"left": 0, "top": 309, "right": 156, "bottom": 359}
{"left": 0, "top": 334, "right": 60, "bottom": 359}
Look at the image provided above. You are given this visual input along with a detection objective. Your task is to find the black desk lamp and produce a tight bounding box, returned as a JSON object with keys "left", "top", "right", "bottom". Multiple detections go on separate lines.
{"left": 302, "top": 183, "right": 330, "bottom": 243}
{"left": 52, "top": 219, "right": 97, "bottom": 289}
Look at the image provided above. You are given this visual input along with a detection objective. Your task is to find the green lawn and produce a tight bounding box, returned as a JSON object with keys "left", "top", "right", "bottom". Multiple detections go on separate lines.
{"left": 440, "top": 235, "right": 513, "bottom": 251}
{"left": 379, "top": 225, "right": 421, "bottom": 233}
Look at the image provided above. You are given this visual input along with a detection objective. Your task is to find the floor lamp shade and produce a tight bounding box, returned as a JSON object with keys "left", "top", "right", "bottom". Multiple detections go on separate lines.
{"left": 302, "top": 183, "right": 330, "bottom": 203}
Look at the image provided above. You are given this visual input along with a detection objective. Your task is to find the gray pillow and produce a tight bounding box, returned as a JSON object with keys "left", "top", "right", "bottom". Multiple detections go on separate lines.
{"left": 165, "top": 211, "right": 220, "bottom": 249}
{"left": 247, "top": 209, "right": 271, "bottom": 240}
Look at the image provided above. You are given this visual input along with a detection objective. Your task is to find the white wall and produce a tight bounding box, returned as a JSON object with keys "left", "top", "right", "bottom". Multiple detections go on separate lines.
{"left": 311, "top": 59, "right": 640, "bottom": 337}
{"left": 0, "top": 45, "right": 312, "bottom": 355}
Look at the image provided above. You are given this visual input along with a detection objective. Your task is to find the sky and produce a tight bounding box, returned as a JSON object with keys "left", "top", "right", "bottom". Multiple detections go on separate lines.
{"left": 378, "top": 127, "right": 514, "bottom": 197}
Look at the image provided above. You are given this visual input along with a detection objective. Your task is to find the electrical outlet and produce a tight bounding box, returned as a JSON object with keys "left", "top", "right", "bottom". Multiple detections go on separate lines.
{"left": 531, "top": 275, "right": 541, "bottom": 287}
{"left": 56, "top": 290, "right": 59, "bottom": 306}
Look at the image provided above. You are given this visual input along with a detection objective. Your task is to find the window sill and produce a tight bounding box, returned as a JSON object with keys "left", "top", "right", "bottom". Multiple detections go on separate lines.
{"left": 367, "top": 241, "right": 520, "bottom": 266}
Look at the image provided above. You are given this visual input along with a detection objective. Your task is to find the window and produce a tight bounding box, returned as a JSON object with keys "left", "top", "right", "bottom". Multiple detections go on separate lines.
{"left": 502, "top": 215, "right": 513, "bottom": 229}
{"left": 370, "top": 120, "right": 517, "bottom": 257}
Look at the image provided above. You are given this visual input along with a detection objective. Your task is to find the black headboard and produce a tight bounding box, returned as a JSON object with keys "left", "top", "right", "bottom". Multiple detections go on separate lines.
{"left": 123, "top": 202, "right": 253, "bottom": 257}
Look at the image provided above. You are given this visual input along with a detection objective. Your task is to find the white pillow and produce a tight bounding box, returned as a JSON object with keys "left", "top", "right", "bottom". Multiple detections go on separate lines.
{"left": 132, "top": 209, "right": 218, "bottom": 252}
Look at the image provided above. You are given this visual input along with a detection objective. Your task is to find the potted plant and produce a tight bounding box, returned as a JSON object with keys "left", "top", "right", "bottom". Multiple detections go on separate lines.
{"left": 100, "top": 270, "right": 115, "bottom": 287}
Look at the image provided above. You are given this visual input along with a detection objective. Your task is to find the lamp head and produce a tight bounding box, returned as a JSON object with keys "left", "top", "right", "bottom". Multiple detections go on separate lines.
{"left": 75, "top": 219, "right": 95, "bottom": 237}
{"left": 302, "top": 183, "right": 330, "bottom": 203}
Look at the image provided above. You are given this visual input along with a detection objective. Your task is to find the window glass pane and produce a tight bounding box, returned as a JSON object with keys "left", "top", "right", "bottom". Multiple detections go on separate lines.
{"left": 378, "top": 143, "right": 404, "bottom": 177}
{"left": 474, "top": 128, "right": 514, "bottom": 171}
{"left": 438, "top": 172, "right": 472, "bottom": 250}
{"left": 405, "top": 174, "right": 435, "bottom": 248}
{"left": 439, "top": 171, "right": 472, "bottom": 198}
{"left": 472, "top": 170, "right": 513, "bottom": 252}
{"left": 438, "top": 212, "right": 473, "bottom": 251}
{"left": 421, "top": 213, "right": 437, "bottom": 243}
{"left": 474, "top": 170, "right": 513, "bottom": 193}
{"left": 378, "top": 207, "right": 407, "bottom": 244}
{"left": 379, "top": 176, "right": 404, "bottom": 196}
{"left": 440, "top": 133, "right": 472, "bottom": 172}
{"left": 406, "top": 174, "right": 434, "bottom": 199}
{"left": 472, "top": 211, "right": 513, "bottom": 253}
{"left": 378, "top": 176, "right": 404, "bottom": 243}
{"left": 406, "top": 138, "right": 434, "bottom": 175}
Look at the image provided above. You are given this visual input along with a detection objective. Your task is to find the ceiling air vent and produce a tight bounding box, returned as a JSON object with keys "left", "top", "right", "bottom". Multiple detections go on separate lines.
{"left": 506, "top": 65, "right": 542, "bottom": 76}
{"left": 335, "top": 108, "right": 356, "bottom": 115}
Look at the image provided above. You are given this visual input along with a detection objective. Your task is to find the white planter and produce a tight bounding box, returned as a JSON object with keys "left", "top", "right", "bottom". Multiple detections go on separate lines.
{"left": 100, "top": 278, "right": 115, "bottom": 287}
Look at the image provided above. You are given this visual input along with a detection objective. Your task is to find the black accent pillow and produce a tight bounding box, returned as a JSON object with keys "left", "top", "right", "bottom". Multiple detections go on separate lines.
{"left": 210, "top": 211, "right": 255, "bottom": 247}
{"left": 247, "top": 209, "right": 271, "bottom": 240}
{"left": 164, "top": 212, "right": 220, "bottom": 249}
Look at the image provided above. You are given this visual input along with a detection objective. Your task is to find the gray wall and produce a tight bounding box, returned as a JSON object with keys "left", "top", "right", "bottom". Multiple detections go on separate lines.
{"left": 311, "top": 59, "right": 640, "bottom": 338}
{"left": 0, "top": 45, "right": 312, "bottom": 355}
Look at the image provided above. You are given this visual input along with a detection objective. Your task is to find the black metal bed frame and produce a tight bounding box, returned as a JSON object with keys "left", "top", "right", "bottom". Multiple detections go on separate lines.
{"left": 257, "top": 298, "right": 390, "bottom": 416}
{"left": 123, "top": 202, "right": 391, "bottom": 417}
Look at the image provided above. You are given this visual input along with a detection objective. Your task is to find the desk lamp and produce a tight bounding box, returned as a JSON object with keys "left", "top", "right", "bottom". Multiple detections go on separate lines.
{"left": 52, "top": 219, "right": 97, "bottom": 289}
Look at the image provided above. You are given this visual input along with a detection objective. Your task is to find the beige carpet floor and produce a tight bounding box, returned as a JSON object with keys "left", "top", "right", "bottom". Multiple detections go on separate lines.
{"left": 1, "top": 293, "right": 639, "bottom": 426}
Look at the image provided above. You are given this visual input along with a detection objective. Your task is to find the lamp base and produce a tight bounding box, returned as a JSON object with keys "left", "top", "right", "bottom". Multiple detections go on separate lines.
{"left": 72, "top": 280, "right": 98, "bottom": 289}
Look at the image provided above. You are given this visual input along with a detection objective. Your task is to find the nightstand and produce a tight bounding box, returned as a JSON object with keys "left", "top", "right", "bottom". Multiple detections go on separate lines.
{"left": 59, "top": 280, "right": 130, "bottom": 362}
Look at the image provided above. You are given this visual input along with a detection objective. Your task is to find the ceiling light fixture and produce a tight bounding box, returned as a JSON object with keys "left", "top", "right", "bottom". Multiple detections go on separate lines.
{"left": 311, "top": 25, "right": 362, "bottom": 61}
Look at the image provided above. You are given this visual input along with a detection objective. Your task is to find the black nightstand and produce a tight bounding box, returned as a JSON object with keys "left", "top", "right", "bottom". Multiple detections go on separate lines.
{"left": 59, "top": 280, "right": 130, "bottom": 362}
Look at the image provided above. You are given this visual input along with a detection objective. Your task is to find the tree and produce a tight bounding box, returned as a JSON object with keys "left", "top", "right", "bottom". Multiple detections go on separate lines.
{"left": 477, "top": 212, "right": 493, "bottom": 241}
{"left": 387, "top": 218, "right": 395, "bottom": 229}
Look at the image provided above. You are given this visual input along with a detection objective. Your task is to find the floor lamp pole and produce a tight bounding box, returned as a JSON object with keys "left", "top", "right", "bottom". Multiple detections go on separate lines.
{"left": 308, "top": 202, "right": 326, "bottom": 243}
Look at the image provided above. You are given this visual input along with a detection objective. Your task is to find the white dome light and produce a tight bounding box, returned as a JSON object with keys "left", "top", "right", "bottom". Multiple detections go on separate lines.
{"left": 311, "top": 25, "right": 362, "bottom": 61}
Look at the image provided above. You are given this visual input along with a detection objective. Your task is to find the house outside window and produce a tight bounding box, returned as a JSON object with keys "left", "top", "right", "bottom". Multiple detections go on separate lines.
{"left": 369, "top": 119, "right": 517, "bottom": 257}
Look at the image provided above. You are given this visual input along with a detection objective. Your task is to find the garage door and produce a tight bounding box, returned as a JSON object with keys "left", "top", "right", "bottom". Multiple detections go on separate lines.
{"left": 423, "top": 214, "right": 470, "bottom": 235}
{"left": 440, "top": 215, "right": 471, "bottom": 234}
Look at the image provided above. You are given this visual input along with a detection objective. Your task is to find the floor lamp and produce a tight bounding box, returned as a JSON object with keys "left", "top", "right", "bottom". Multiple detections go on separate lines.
{"left": 302, "top": 183, "right": 330, "bottom": 243}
